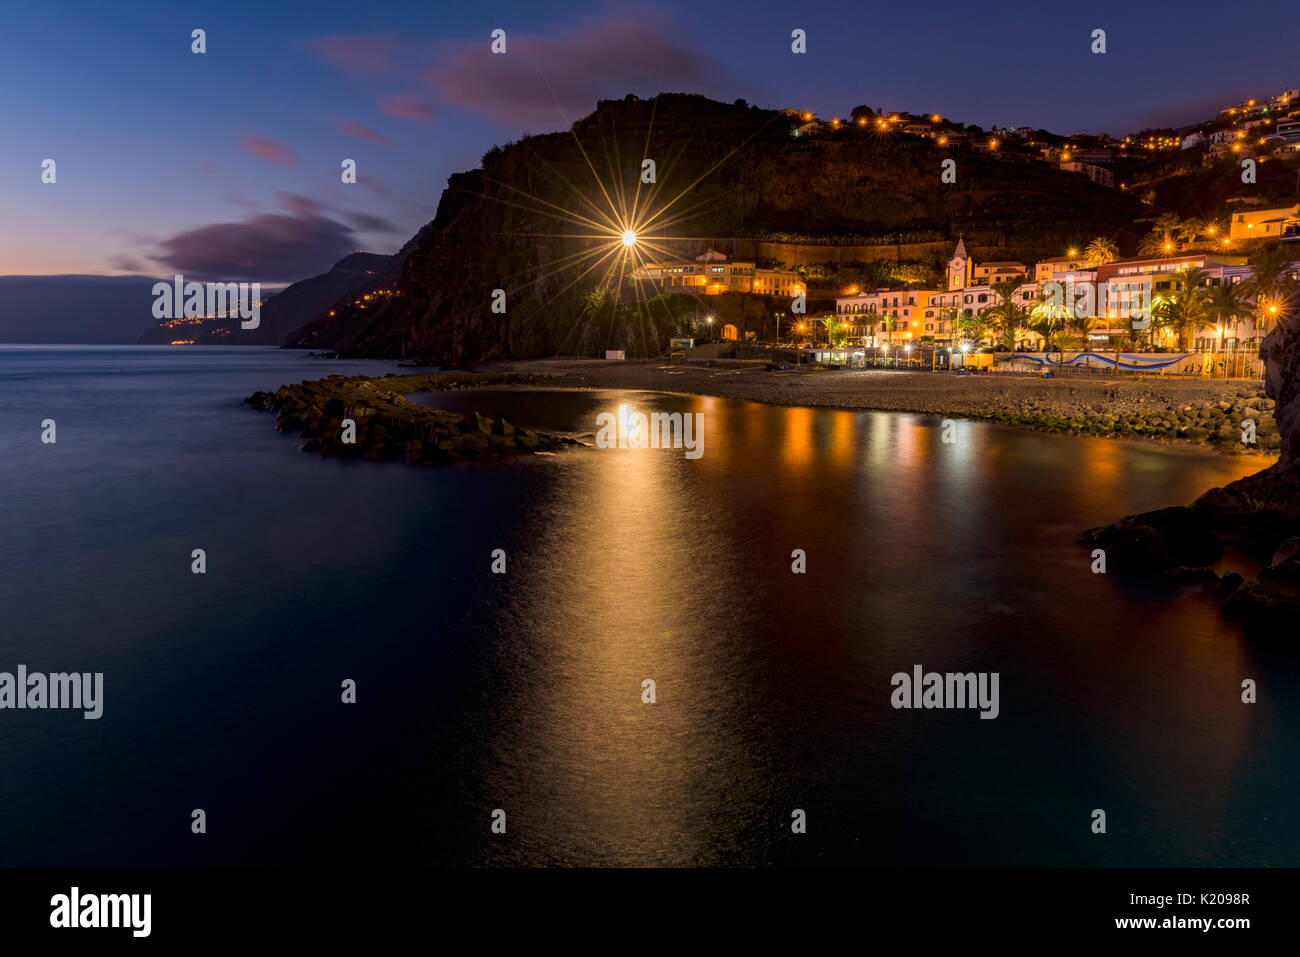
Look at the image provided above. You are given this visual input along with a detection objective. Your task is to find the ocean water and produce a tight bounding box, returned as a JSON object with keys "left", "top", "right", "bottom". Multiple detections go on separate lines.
{"left": 0, "top": 346, "right": 1295, "bottom": 867}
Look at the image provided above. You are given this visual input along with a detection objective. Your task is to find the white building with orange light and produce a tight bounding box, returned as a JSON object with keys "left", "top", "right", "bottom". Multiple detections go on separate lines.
{"left": 835, "top": 287, "right": 943, "bottom": 344}
{"left": 632, "top": 249, "right": 802, "bottom": 297}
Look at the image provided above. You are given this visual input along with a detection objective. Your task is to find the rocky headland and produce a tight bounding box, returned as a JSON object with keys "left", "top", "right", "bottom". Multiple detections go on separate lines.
{"left": 245, "top": 372, "right": 574, "bottom": 465}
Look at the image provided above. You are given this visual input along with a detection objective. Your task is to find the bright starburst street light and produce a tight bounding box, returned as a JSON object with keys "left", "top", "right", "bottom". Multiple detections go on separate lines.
{"left": 621, "top": 230, "right": 637, "bottom": 247}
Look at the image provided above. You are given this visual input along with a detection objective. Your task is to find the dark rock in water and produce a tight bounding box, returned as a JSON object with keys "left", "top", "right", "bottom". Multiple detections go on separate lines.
{"left": 1270, "top": 536, "right": 1300, "bottom": 568}
{"left": 1223, "top": 559, "right": 1300, "bottom": 628}
{"left": 245, "top": 371, "right": 576, "bottom": 467}
{"left": 1216, "top": 571, "right": 1245, "bottom": 597}
{"left": 1169, "top": 565, "right": 1219, "bottom": 585}
{"left": 1079, "top": 506, "right": 1223, "bottom": 573}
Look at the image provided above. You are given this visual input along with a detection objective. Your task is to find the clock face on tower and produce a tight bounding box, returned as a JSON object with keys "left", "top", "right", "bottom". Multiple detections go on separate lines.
{"left": 949, "top": 257, "right": 965, "bottom": 289}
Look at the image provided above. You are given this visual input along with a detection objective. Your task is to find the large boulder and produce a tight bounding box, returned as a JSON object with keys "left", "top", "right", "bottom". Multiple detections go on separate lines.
{"left": 1079, "top": 506, "right": 1223, "bottom": 574}
{"left": 1223, "top": 552, "right": 1300, "bottom": 629}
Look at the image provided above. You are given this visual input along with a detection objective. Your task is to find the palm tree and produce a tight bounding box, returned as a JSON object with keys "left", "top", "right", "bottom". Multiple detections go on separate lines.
{"left": 984, "top": 281, "right": 1025, "bottom": 350}
{"left": 1117, "top": 313, "right": 1147, "bottom": 370}
{"left": 1175, "top": 218, "right": 1204, "bottom": 246}
{"left": 954, "top": 314, "right": 988, "bottom": 347}
{"left": 1083, "top": 237, "right": 1119, "bottom": 267}
{"left": 1152, "top": 268, "right": 1210, "bottom": 351}
{"left": 940, "top": 306, "right": 963, "bottom": 345}
{"left": 1028, "top": 314, "right": 1067, "bottom": 367}
{"left": 1069, "top": 312, "right": 1103, "bottom": 354}
{"left": 1246, "top": 243, "right": 1299, "bottom": 334}
{"left": 882, "top": 314, "right": 898, "bottom": 348}
{"left": 1139, "top": 229, "right": 1179, "bottom": 258}
{"left": 1206, "top": 280, "right": 1255, "bottom": 359}
{"left": 821, "top": 316, "right": 847, "bottom": 348}
{"left": 1029, "top": 288, "right": 1069, "bottom": 366}
{"left": 1153, "top": 212, "right": 1183, "bottom": 233}
{"left": 1201, "top": 218, "right": 1227, "bottom": 245}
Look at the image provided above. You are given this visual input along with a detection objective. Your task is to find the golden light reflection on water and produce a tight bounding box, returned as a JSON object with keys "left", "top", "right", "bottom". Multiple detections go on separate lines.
{"left": 480, "top": 400, "right": 768, "bottom": 865}
{"left": 453, "top": 389, "right": 1277, "bottom": 865}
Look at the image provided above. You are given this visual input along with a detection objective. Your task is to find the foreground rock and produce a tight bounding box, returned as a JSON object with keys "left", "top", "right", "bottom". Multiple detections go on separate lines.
{"left": 1082, "top": 315, "right": 1300, "bottom": 633}
{"left": 1223, "top": 537, "right": 1300, "bottom": 628}
{"left": 245, "top": 372, "right": 575, "bottom": 465}
{"left": 1079, "top": 506, "right": 1223, "bottom": 575}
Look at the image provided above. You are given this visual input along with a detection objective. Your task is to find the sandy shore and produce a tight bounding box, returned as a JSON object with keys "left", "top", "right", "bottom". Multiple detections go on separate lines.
{"left": 470, "top": 357, "right": 1280, "bottom": 453}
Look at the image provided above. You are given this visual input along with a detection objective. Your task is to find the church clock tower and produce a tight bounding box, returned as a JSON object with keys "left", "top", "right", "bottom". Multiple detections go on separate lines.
{"left": 948, "top": 235, "right": 971, "bottom": 291}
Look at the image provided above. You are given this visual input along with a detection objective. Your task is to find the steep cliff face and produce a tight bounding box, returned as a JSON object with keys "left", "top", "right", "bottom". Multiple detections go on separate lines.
{"left": 286, "top": 94, "right": 1141, "bottom": 364}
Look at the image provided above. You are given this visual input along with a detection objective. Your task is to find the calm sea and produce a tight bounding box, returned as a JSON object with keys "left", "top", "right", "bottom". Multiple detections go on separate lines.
{"left": 0, "top": 346, "right": 1295, "bottom": 867}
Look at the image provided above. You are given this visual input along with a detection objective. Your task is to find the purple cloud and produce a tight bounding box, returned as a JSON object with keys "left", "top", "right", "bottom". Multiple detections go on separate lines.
{"left": 275, "top": 192, "right": 325, "bottom": 217}
{"left": 242, "top": 133, "right": 297, "bottom": 166}
{"left": 341, "top": 120, "right": 392, "bottom": 146}
{"left": 154, "top": 212, "right": 358, "bottom": 283}
{"left": 345, "top": 211, "right": 401, "bottom": 233}
{"left": 110, "top": 254, "right": 148, "bottom": 273}
{"left": 308, "top": 35, "right": 395, "bottom": 77}
{"left": 425, "top": 17, "right": 737, "bottom": 126}
{"left": 381, "top": 96, "right": 435, "bottom": 123}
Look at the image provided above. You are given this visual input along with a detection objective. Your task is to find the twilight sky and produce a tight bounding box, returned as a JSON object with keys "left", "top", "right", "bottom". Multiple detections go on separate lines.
{"left": 1, "top": 0, "right": 1294, "bottom": 281}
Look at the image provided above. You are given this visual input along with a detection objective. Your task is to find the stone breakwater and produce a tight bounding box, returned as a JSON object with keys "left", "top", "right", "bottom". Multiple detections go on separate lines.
{"left": 949, "top": 384, "right": 1278, "bottom": 450}
{"left": 245, "top": 372, "right": 575, "bottom": 465}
